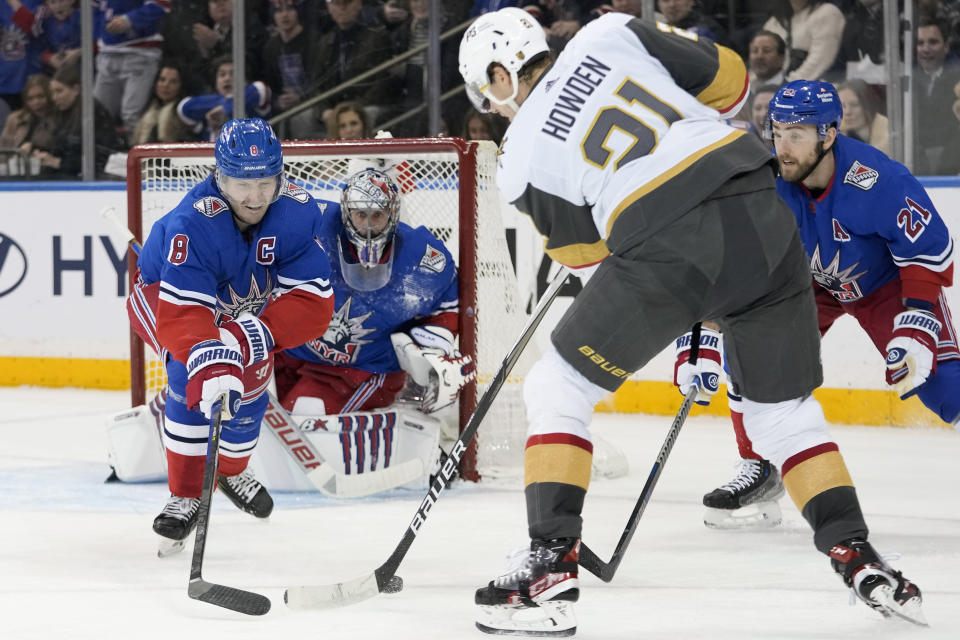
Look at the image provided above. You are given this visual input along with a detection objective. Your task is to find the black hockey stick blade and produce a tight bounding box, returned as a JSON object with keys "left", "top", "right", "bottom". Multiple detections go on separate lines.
{"left": 188, "top": 398, "right": 271, "bottom": 615}
{"left": 579, "top": 383, "right": 698, "bottom": 582}
{"left": 284, "top": 267, "right": 571, "bottom": 610}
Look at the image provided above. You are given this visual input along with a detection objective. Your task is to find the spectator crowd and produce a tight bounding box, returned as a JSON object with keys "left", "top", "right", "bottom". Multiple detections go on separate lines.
{"left": 3, "top": 1, "right": 960, "bottom": 178}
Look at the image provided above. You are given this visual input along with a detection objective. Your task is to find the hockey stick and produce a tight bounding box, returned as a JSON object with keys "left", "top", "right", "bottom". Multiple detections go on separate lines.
{"left": 188, "top": 397, "right": 272, "bottom": 615}
{"left": 578, "top": 324, "right": 702, "bottom": 582}
{"left": 284, "top": 266, "right": 571, "bottom": 610}
{"left": 261, "top": 392, "right": 425, "bottom": 498}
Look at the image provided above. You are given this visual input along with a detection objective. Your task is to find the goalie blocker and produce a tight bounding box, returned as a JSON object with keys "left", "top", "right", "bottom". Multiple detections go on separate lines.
{"left": 105, "top": 398, "right": 449, "bottom": 495}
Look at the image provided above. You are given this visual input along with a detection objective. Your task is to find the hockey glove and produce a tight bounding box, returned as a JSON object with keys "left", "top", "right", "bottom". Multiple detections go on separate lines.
{"left": 220, "top": 313, "right": 275, "bottom": 366}
{"left": 673, "top": 327, "right": 723, "bottom": 406}
{"left": 391, "top": 326, "right": 477, "bottom": 413}
{"left": 186, "top": 340, "right": 244, "bottom": 418}
{"left": 885, "top": 309, "right": 941, "bottom": 399}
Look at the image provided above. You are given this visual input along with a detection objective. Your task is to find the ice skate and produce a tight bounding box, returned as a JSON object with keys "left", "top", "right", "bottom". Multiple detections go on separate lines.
{"left": 830, "top": 538, "right": 927, "bottom": 626}
{"left": 702, "top": 458, "right": 785, "bottom": 529}
{"left": 153, "top": 494, "right": 199, "bottom": 557}
{"left": 475, "top": 538, "right": 579, "bottom": 637}
{"left": 217, "top": 468, "right": 274, "bottom": 518}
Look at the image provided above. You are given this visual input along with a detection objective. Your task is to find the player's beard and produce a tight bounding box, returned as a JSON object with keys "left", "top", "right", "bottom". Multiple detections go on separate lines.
{"left": 778, "top": 141, "right": 826, "bottom": 184}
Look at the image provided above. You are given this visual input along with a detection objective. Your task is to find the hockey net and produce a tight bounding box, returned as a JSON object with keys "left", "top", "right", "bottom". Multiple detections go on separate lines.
{"left": 125, "top": 137, "right": 537, "bottom": 481}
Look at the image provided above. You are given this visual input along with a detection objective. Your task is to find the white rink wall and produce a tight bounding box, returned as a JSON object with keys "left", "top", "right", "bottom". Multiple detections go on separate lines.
{"left": 0, "top": 179, "right": 959, "bottom": 392}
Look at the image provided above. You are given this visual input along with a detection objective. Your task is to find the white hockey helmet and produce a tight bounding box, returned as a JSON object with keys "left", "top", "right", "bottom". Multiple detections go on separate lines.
{"left": 458, "top": 7, "right": 550, "bottom": 113}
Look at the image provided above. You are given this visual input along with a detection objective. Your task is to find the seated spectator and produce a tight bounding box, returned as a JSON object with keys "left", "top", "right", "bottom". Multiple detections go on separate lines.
{"left": 748, "top": 30, "right": 785, "bottom": 88}
{"left": 762, "top": 0, "right": 844, "bottom": 82}
{"left": 330, "top": 100, "right": 371, "bottom": 140}
{"left": 38, "top": 0, "right": 80, "bottom": 73}
{"left": 1, "top": 0, "right": 45, "bottom": 122}
{"left": 30, "top": 62, "right": 125, "bottom": 177}
{"left": 262, "top": 0, "right": 322, "bottom": 139}
{"left": 166, "top": 0, "right": 267, "bottom": 94}
{"left": 837, "top": 79, "right": 889, "bottom": 155}
{"left": 913, "top": 17, "right": 960, "bottom": 174}
{"left": 838, "top": 0, "right": 885, "bottom": 85}
{"left": 177, "top": 55, "right": 271, "bottom": 142}
{"left": 658, "top": 0, "right": 730, "bottom": 46}
{"left": 747, "top": 83, "right": 779, "bottom": 140}
{"left": 0, "top": 73, "right": 56, "bottom": 152}
{"left": 93, "top": 1, "right": 170, "bottom": 137}
{"left": 313, "top": 0, "right": 393, "bottom": 128}
{"left": 129, "top": 62, "right": 190, "bottom": 145}
{"left": 460, "top": 107, "right": 505, "bottom": 144}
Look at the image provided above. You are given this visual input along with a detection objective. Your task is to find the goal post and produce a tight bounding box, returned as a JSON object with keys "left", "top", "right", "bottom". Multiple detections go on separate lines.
{"left": 125, "top": 137, "right": 536, "bottom": 482}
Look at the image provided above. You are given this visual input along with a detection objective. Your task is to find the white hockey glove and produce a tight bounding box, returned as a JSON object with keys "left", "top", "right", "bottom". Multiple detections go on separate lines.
{"left": 391, "top": 326, "right": 477, "bottom": 414}
{"left": 220, "top": 313, "right": 275, "bottom": 366}
{"left": 673, "top": 327, "right": 723, "bottom": 406}
{"left": 885, "top": 309, "right": 941, "bottom": 399}
{"left": 185, "top": 340, "right": 244, "bottom": 418}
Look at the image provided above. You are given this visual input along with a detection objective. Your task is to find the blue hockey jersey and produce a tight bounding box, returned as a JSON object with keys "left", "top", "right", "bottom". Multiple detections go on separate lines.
{"left": 776, "top": 134, "right": 954, "bottom": 306}
{"left": 283, "top": 200, "right": 459, "bottom": 374}
{"left": 137, "top": 174, "right": 333, "bottom": 364}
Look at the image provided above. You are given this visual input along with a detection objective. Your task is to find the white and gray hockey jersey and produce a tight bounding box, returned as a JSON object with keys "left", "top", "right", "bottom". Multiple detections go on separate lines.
{"left": 498, "top": 13, "right": 773, "bottom": 268}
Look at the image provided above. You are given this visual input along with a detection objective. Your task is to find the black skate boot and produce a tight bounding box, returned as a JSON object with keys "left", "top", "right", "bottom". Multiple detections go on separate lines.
{"left": 153, "top": 494, "right": 200, "bottom": 557}
{"left": 475, "top": 537, "right": 579, "bottom": 637}
{"left": 829, "top": 538, "right": 927, "bottom": 626}
{"left": 702, "top": 458, "right": 785, "bottom": 529}
{"left": 217, "top": 469, "right": 274, "bottom": 518}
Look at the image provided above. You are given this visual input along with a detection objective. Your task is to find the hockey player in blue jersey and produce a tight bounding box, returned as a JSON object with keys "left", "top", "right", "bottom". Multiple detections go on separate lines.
{"left": 125, "top": 118, "right": 334, "bottom": 550}
{"left": 682, "top": 79, "right": 951, "bottom": 619}
{"left": 274, "top": 167, "right": 475, "bottom": 421}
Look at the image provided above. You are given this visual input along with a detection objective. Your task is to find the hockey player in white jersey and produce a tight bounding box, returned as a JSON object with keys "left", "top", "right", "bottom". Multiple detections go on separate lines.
{"left": 459, "top": 8, "right": 924, "bottom": 635}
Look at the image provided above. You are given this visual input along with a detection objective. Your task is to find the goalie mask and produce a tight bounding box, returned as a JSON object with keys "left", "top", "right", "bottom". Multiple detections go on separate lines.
{"left": 339, "top": 168, "right": 401, "bottom": 291}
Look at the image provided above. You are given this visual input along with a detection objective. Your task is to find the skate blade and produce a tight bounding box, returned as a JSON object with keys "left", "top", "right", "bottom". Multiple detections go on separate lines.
{"left": 157, "top": 537, "right": 187, "bottom": 558}
{"left": 872, "top": 585, "right": 929, "bottom": 627}
{"left": 476, "top": 601, "right": 576, "bottom": 637}
{"left": 704, "top": 502, "right": 782, "bottom": 530}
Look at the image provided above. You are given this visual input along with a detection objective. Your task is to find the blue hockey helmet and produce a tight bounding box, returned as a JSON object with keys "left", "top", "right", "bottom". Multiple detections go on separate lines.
{"left": 765, "top": 80, "right": 843, "bottom": 140}
{"left": 215, "top": 118, "right": 283, "bottom": 179}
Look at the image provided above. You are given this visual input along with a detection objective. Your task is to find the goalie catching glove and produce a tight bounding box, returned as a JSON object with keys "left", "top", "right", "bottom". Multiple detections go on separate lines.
{"left": 391, "top": 325, "right": 476, "bottom": 413}
{"left": 673, "top": 327, "right": 723, "bottom": 406}
{"left": 885, "top": 309, "right": 941, "bottom": 398}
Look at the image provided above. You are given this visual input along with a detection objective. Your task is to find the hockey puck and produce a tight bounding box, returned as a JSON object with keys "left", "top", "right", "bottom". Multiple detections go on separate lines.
{"left": 383, "top": 575, "right": 404, "bottom": 593}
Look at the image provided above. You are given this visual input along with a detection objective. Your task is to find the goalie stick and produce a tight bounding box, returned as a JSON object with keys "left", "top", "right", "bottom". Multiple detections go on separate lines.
{"left": 578, "top": 324, "right": 702, "bottom": 582}
{"left": 284, "top": 266, "right": 571, "bottom": 610}
{"left": 188, "top": 397, "right": 272, "bottom": 615}
{"left": 260, "top": 392, "right": 426, "bottom": 498}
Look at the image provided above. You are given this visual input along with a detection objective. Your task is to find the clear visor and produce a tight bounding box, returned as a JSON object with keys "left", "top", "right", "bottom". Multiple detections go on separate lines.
{"left": 767, "top": 119, "right": 822, "bottom": 144}
{"left": 217, "top": 173, "right": 281, "bottom": 206}
{"left": 465, "top": 80, "right": 492, "bottom": 113}
{"left": 337, "top": 236, "right": 394, "bottom": 292}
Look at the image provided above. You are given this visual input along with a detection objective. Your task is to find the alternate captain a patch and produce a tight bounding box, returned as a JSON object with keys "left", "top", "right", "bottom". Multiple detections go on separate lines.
{"left": 419, "top": 245, "right": 446, "bottom": 273}
{"left": 843, "top": 161, "right": 879, "bottom": 190}
{"left": 193, "top": 196, "right": 230, "bottom": 218}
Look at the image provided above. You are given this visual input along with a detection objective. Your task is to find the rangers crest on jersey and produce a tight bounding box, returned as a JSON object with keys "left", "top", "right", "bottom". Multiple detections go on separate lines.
{"left": 843, "top": 161, "right": 879, "bottom": 190}
{"left": 305, "top": 296, "right": 376, "bottom": 365}
{"left": 193, "top": 196, "right": 230, "bottom": 217}
{"left": 810, "top": 245, "right": 867, "bottom": 302}
{"left": 280, "top": 179, "right": 310, "bottom": 203}
{"left": 419, "top": 245, "right": 446, "bottom": 273}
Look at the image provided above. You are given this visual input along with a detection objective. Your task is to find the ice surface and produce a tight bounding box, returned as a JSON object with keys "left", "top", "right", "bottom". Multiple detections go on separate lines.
{"left": 1, "top": 388, "right": 958, "bottom": 639}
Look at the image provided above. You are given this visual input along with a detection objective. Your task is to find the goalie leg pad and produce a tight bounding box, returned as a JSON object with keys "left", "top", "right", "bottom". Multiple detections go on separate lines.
{"left": 105, "top": 404, "right": 167, "bottom": 483}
